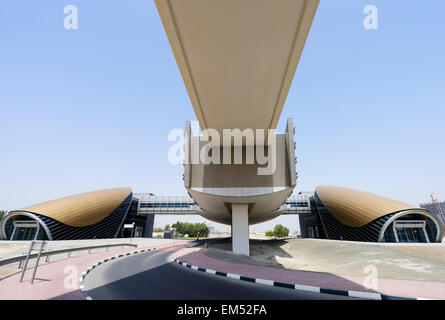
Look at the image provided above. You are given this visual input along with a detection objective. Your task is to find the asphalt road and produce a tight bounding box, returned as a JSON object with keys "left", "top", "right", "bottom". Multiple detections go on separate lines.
{"left": 83, "top": 249, "right": 359, "bottom": 300}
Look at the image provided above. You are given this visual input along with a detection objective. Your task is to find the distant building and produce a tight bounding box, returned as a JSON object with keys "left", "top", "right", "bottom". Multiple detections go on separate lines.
{"left": 207, "top": 225, "right": 216, "bottom": 234}
{"left": 420, "top": 201, "right": 445, "bottom": 226}
{"left": 163, "top": 230, "right": 173, "bottom": 239}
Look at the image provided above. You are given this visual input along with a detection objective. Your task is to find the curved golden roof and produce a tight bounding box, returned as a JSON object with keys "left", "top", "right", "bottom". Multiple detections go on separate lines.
{"left": 315, "top": 185, "right": 421, "bottom": 227}
{"left": 12, "top": 188, "right": 132, "bottom": 227}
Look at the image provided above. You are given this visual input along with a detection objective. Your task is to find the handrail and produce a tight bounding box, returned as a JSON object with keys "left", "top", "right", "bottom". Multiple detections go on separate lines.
{"left": 0, "top": 242, "right": 138, "bottom": 267}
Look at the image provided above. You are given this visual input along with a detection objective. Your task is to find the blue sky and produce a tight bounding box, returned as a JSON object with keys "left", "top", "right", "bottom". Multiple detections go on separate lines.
{"left": 0, "top": 1, "right": 444, "bottom": 232}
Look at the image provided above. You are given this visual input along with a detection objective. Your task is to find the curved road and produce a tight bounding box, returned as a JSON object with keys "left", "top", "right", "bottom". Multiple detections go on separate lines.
{"left": 83, "top": 249, "right": 359, "bottom": 300}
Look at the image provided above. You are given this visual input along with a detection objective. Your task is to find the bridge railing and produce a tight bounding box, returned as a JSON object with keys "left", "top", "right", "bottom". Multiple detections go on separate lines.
{"left": 0, "top": 242, "right": 138, "bottom": 269}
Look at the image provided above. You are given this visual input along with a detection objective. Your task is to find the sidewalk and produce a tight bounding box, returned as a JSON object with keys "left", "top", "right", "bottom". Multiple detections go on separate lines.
{"left": 0, "top": 238, "right": 184, "bottom": 278}
{"left": 0, "top": 242, "right": 185, "bottom": 300}
{"left": 173, "top": 247, "right": 445, "bottom": 300}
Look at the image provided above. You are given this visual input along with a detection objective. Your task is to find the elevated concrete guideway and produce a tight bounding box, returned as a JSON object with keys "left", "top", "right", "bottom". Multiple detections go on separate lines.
{"left": 155, "top": 0, "right": 319, "bottom": 255}
{"left": 155, "top": 0, "right": 319, "bottom": 133}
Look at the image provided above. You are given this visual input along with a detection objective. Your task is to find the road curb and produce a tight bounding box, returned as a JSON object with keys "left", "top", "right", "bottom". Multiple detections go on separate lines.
{"left": 78, "top": 243, "right": 188, "bottom": 300}
{"left": 173, "top": 258, "right": 425, "bottom": 300}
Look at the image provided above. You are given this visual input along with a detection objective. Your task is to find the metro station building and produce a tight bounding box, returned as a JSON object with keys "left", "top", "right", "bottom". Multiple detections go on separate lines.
{"left": 303, "top": 186, "right": 442, "bottom": 243}
{"left": 1, "top": 186, "right": 442, "bottom": 244}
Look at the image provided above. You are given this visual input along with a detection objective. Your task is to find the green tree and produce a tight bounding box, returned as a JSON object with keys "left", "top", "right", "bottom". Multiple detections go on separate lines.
{"left": 172, "top": 222, "right": 184, "bottom": 235}
{"left": 273, "top": 224, "right": 290, "bottom": 238}
{"left": 171, "top": 222, "right": 209, "bottom": 237}
{"left": 265, "top": 230, "right": 274, "bottom": 237}
{"left": 164, "top": 224, "right": 171, "bottom": 231}
{"left": 196, "top": 223, "right": 209, "bottom": 237}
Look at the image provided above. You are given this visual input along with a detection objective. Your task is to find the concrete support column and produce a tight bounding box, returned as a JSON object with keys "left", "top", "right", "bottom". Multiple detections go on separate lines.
{"left": 231, "top": 203, "right": 250, "bottom": 256}
{"left": 298, "top": 213, "right": 306, "bottom": 238}
{"left": 144, "top": 215, "right": 155, "bottom": 238}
